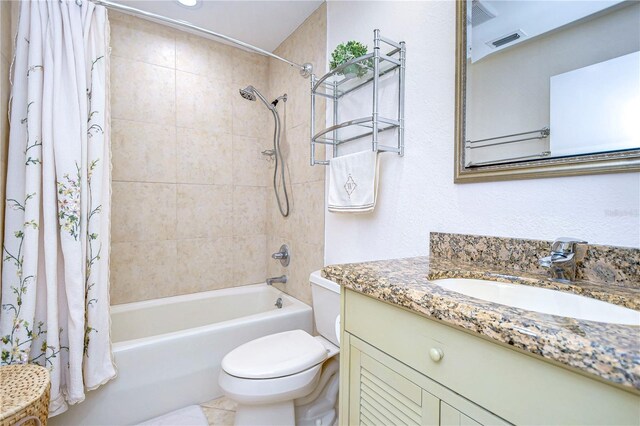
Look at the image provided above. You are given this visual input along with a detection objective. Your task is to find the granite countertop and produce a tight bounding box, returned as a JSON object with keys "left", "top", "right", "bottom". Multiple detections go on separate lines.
{"left": 322, "top": 256, "right": 640, "bottom": 392}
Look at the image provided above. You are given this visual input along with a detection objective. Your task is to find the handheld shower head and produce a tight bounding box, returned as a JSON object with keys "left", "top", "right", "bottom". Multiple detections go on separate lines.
{"left": 239, "top": 86, "right": 256, "bottom": 101}
{"left": 239, "top": 85, "right": 275, "bottom": 111}
{"left": 238, "top": 83, "right": 290, "bottom": 217}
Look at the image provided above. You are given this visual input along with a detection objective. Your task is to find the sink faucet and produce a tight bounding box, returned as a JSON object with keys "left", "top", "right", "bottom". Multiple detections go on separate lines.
{"left": 538, "top": 237, "right": 587, "bottom": 282}
{"left": 266, "top": 275, "right": 287, "bottom": 286}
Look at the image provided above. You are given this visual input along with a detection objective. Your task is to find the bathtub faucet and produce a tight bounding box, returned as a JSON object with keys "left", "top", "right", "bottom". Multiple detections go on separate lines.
{"left": 266, "top": 275, "right": 287, "bottom": 286}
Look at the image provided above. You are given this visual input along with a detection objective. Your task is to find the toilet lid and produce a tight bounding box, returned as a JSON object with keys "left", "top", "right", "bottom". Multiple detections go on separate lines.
{"left": 222, "top": 330, "right": 328, "bottom": 379}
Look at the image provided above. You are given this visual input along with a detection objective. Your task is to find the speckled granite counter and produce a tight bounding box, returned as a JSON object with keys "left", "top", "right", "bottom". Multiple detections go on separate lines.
{"left": 322, "top": 256, "right": 640, "bottom": 392}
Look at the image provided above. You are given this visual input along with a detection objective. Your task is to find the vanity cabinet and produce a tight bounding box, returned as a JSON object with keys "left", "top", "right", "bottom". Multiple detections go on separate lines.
{"left": 346, "top": 332, "right": 506, "bottom": 426}
{"left": 339, "top": 289, "right": 640, "bottom": 425}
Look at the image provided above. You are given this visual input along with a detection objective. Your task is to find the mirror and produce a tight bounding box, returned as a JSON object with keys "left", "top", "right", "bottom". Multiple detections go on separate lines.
{"left": 455, "top": 0, "right": 640, "bottom": 182}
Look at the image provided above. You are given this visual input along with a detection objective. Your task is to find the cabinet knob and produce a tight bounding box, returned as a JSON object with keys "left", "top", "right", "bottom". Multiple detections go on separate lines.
{"left": 429, "top": 347, "right": 444, "bottom": 362}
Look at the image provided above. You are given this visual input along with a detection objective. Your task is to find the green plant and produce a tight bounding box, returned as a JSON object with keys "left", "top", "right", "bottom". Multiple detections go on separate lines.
{"left": 330, "top": 41, "right": 370, "bottom": 77}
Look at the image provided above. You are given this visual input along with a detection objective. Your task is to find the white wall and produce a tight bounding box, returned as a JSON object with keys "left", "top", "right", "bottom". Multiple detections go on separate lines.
{"left": 324, "top": 1, "right": 640, "bottom": 265}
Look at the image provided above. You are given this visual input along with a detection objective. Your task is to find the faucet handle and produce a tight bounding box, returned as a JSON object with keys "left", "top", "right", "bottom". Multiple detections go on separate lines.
{"left": 551, "top": 237, "right": 588, "bottom": 255}
{"left": 271, "top": 244, "right": 290, "bottom": 267}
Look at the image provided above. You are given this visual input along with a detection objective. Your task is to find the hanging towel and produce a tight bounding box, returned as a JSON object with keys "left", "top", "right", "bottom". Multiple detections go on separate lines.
{"left": 328, "top": 151, "right": 380, "bottom": 213}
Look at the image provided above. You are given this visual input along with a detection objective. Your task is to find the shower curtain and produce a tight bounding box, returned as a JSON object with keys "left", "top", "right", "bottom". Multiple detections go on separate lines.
{"left": 0, "top": 0, "right": 115, "bottom": 416}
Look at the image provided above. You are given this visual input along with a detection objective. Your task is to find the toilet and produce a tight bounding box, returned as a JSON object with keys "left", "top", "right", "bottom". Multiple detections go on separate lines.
{"left": 218, "top": 271, "right": 341, "bottom": 426}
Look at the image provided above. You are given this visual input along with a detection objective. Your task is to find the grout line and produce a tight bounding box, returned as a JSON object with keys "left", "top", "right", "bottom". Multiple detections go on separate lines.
{"left": 112, "top": 179, "right": 268, "bottom": 188}
{"left": 111, "top": 53, "right": 176, "bottom": 72}
{"left": 200, "top": 406, "right": 237, "bottom": 413}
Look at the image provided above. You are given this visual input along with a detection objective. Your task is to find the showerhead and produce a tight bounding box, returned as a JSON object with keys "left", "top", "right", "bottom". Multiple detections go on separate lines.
{"left": 239, "top": 86, "right": 256, "bottom": 101}
{"left": 239, "top": 85, "right": 276, "bottom": 112}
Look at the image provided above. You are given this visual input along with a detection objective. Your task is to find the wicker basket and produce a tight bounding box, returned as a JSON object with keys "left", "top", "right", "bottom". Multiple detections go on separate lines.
{"left": 0, "top": 364, "right": 51, "bottom": 426}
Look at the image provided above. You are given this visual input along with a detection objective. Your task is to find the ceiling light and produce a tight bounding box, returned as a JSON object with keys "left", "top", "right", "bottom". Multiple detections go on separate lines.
{"left": 177, "top": 0, "right": 198, "bottom": 7}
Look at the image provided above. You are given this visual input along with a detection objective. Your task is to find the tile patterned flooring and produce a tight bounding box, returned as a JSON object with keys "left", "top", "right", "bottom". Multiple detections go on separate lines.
{"left": 201, "top": 397, "right": 237, "bottom": 425}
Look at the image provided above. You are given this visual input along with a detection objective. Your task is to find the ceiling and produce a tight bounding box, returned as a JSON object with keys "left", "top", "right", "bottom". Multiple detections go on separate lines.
{"left": 470, "top": 0, "right": 624, "bottom": 62}
{"left": 113, "top": 0, "right": 324, "bottom": 52}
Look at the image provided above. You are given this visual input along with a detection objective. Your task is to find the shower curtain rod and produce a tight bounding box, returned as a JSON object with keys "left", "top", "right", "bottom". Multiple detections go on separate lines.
{"left": 90, "top": 0, "right": 314, "bottom": 77}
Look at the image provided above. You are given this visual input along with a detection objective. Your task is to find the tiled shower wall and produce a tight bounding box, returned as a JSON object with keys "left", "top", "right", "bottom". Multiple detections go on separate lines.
{"left": 267, "top": 4, "right": 327, "bottom": 305}
{"left": 0, "top": 0, "right": 13, "bottom": 281}
{"left": 109, "top": 12, "right": 273, "bottom": 304}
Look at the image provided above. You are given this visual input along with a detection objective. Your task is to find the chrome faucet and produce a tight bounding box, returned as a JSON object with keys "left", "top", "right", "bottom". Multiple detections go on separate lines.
{"left": 538, "top": 237, "right": 587, "bottom": 282}
{"left": 266, "top": 275, "right": 287, "bottom": 286}
{"left": 271, "top": 244, "right": 290, "bottom": 267}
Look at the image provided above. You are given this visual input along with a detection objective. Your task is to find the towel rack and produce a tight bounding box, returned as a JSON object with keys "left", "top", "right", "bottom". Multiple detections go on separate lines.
{"left": 309, "top": 30, "right": 406, "bottom": 166}
{"left": 467, "top": 150, "right": 551, "bottom": 167}
{"left": 466, "top": 127, "right": 550, "bottom": 149}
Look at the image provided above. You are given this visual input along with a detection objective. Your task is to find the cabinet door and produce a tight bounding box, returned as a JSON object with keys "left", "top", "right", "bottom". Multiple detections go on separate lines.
{"left": 440, "top": 402, "right": 481, "bottom": 426}
{"left": 348, "top": 342, "right": 440, "bottom": 425}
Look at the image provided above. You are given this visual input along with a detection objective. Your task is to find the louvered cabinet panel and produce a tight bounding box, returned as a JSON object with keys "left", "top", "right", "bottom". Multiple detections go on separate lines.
{"left": 440, "top": 402, "right": 481, "bottom": 426}
{"left": 349, "top": 343, "right": 440, "bottom": 426}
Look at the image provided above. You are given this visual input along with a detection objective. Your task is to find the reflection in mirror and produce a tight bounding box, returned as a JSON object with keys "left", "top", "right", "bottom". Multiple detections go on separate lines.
{"left": 464, "top": 0, "right": 640, "bottom": 168}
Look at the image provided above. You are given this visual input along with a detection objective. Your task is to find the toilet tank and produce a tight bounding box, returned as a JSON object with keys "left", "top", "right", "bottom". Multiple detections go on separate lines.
{"left": 309, "top": 271, "right": 340, "bottom": 347}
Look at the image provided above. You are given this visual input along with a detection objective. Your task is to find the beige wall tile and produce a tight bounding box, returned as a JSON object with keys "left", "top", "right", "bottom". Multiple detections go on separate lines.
{"left": 110, "top": 17, "right": 175, "bottom": 68}
{"left": 287, "top": 241, "right": 323, "bottom": 306}
{"left": 176, "top": 34, "right": 234, "bottom": 83}
{"left": 110, "top": 240, "right": 178, "bottom": 305}
{"left": 176, "top": 127, "right": 232, "bottom": 185}
{"left": 231, "top": 91, "right": 270, "bottom": 138}
{"left": 177, "top": 238, "right": 234, "bottom": 292}
{"left": 112, "top": 182, "right": 176, "bottom": 242}
{"left": 0, "top": 0, "right": 11, "bottom": 62}
{"left": 177, "top": 184, "right": 232, "bottom": 239}
{"left": 285, "top": 78, "right": 311, "bottom": 131}
{"left": 233, "top": 235, "right": 267, "bottom": 285}
{"left": 176, "top": 70, "right": 232, "bottom": 133}
{"left": 231, "top": 49, "right": 269, "bottom": 90}
{"left": 233, "top": 186, "right": 267, "bottom": 236}
{"left": 111, "top": 56, "right": 176, "bottom": 126}
{"left": 0, "top": 55, "right": 8, "bottom": 163}
{"left": 285, "top": 181, "right": 324, "bottom": 245}
{"left": 112, "top": 119, "right": 176, "bottom": 183}
{"left": 232, "top": 135, "right": 270, "bottom": 186}
{"left": 107, "top": 10, "right": 299, "bottom": 303}
{"left": 286, "top": 123, "right": 325, "bottom": 184}
{"left": 265, "top": 3, "right": 327, "bottom": 306}
{"left": 266, "top": 190, "right": 289, "bottom": 241}
{"left": 266, "top": 238, "right": 321, "bottom": 307}
{"left": 266, "top": 234, "right": 289, "bottom": 279}
{"left": 0, "top": 54, "right": 7, "bottom": 281}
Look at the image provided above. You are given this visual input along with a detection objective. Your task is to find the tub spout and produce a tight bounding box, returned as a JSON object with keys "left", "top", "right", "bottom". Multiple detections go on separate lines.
{"left": 266, "top": 275, "right": 287, "bottom": 286}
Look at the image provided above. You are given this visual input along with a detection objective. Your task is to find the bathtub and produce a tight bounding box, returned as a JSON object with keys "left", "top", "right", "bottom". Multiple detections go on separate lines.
{"left": 50, "top": 284, "right": 313, "bottom": 425}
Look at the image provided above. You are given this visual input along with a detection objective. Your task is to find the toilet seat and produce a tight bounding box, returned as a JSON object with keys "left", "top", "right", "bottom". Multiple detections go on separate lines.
{"left": 222, "top": 330, "right": 327, "bottom": 379}
{"left": 219, "top": 363, "right": 323, "bottom": 405}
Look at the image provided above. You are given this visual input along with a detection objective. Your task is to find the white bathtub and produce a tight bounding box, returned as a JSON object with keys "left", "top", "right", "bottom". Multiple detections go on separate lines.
{"left": 50, "top": 284, "right": 313, "bottom": 425}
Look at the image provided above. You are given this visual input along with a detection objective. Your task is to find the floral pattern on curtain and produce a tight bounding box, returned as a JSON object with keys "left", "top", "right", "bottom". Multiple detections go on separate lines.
{"left": 0, "top": 0, "right": 115, "bottom": 415}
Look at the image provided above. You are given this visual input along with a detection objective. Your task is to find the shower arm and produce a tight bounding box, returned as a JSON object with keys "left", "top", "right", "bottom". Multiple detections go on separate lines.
{"left": 253, "top": 89, "right": 276, "bottom": 112}
{"left": 90, "top": 0, "right": 314, "bottom": 78}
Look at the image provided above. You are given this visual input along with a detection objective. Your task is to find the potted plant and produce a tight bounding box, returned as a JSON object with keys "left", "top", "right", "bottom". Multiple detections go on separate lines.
{"left": 330, "top": 41, "right": 371, "bottom": 79}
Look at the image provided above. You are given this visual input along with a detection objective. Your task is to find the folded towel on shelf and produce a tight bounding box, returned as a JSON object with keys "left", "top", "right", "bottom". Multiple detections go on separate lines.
{"left": 328, "top": 150, "right": 380, "bottom": 213}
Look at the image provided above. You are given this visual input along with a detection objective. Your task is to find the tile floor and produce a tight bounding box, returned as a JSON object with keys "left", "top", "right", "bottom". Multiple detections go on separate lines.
{"left": 201, "top": 397, "right": 237, "bottom": 425}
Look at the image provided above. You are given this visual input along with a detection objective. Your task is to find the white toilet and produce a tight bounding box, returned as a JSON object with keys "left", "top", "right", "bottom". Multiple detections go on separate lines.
{"left": 218, "top": 271, "right": 341, "bottom": 426}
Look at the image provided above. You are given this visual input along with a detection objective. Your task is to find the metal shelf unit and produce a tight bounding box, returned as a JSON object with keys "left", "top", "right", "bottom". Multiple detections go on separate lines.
{"left": 310, "top": 30, "right": 406, "bottom": 166}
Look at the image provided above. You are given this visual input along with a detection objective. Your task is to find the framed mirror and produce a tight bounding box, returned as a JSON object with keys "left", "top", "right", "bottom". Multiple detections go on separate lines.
{"left": 454, "top": 0, "right": 640, "bottom": 183}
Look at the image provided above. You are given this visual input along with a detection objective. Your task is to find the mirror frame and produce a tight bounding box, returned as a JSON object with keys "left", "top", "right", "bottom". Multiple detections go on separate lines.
{"left": 454, "top": 0, "right": 640, "bottom": 183}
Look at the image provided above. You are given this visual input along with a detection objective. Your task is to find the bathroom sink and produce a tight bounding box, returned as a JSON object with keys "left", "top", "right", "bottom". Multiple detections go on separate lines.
{"left": 432, "top": 278, "right": 640, "bottom": 326}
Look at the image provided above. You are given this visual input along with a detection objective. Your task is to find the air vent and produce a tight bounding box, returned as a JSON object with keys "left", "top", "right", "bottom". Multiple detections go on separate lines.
{"left": 486, "top": 30, "right": 527, "bottom": 49}
{"left": 471, "top": 0, "right": 497, "bottom": 27}
{"left": 493, "top": 32, "right": 520, "bottom": 47}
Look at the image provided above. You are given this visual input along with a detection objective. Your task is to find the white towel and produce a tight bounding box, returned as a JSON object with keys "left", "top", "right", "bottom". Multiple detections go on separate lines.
{"left": 328, "top": 150, "right": 380, "bottom": 213}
